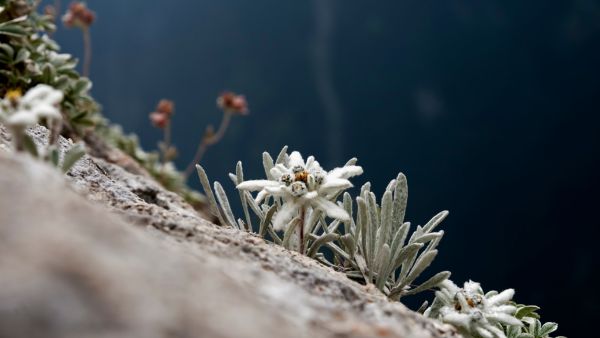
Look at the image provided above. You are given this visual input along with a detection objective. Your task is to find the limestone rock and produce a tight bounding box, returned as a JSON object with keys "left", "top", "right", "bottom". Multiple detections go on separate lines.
{"left": 0, "top": 125, "right": 459, "bottom": 338}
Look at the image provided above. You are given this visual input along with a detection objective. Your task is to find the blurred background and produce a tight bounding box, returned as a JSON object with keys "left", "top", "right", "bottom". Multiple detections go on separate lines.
{"left": 49, "top": 1, "right": 599, "bottom": 336}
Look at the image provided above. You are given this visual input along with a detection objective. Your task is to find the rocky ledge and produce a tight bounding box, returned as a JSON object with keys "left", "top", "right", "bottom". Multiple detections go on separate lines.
{"left": 0, "top": 125, "right": 459, "bottom": 338}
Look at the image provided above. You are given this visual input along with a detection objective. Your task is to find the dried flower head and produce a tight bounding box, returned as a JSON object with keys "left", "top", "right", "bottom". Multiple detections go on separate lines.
{"left": 156, "top": 99, "right": 174, "bottom": 116}
{"left": 62, "top": 2, "right": 95, "bottom": 28}
{"left": 237, "top": 150, "right": 362, "bottom": 230}
{"left": 149, "top": 99, "right": 175, "bottom": 129}
{"left": 149, "top": 112, "right": 169, "bottom": 129}
{"left": 217, "top": 91, "right": 248, "bottom": 115}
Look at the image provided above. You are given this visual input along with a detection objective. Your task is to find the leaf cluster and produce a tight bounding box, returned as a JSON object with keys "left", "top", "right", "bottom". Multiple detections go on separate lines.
{"left": 0, "top": 1, "right": 100, "bottom": 134}
{"left": 196, "top": 146, "right": 450, "bottom": 300}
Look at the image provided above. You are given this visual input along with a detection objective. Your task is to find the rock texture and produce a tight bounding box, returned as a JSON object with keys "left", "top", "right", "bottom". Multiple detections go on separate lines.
{"left": 0, "top": 125, "right": 459, "bottom": 338}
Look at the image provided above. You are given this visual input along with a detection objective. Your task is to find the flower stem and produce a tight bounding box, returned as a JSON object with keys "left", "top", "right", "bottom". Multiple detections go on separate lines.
{"left": 183, "top": 111, "right": 232, "bottom": 178}
{"left": 162, "top": 120, "right": 171, "bottom": 164}
{"left": 82, "top": 26, "right": 92, "bottom": 78}
{"left": 299, "top": 206, "right": 306, "bottom": 254}
{"left": 54, "top": 0, "right": 61, "bottom": 18}
{"left": 10, "top": 127, "right": 24, "bottom": 152}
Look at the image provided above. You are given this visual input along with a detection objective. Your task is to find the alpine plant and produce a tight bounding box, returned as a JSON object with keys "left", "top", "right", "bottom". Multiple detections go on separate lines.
{"left": 236, "top": 150, "right": 363, "bottom": 231}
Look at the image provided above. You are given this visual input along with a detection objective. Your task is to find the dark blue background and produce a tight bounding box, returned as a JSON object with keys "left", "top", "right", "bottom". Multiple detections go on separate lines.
{"left": 50, "top": 1, "right": 599, "bottom": 336}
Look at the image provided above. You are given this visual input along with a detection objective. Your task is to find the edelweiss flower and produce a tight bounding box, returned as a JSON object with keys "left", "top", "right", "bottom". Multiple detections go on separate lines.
{"left": 237, "top": 151, "right": 363, "bottom": 230}
{"left": 1, "top": 84, "right": 63, "bottom": 127}
{"left": 425, "top": 280, "right": 522, "bottom": 338}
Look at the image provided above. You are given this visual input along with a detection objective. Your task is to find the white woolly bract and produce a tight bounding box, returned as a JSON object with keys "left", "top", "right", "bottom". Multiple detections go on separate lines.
{"left": 236, "top": 149, "right": 361, "bottom": 231}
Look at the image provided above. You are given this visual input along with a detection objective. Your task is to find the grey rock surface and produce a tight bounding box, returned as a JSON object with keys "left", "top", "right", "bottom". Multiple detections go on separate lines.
{"left": 0, "top": 125, "right": 459, "bottom": 338}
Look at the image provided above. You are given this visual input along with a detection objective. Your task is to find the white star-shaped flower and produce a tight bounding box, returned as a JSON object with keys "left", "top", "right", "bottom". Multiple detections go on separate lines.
{"left": 2, "top": 84, "right": 63, "bottom": 127}
{"left": 237, "top": 150, "right": 363, "bottom": 231}
{"left": 426, "top": 280, "right": 522, "bottom": 338}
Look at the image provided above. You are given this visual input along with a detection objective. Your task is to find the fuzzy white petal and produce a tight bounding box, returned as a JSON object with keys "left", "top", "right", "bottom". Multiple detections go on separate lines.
{"left": 311, "top": 197, "right": 350, "bottom": 221}
{"left": 254, "top": 190, "right": 269, "bottom": 204}
{"left": 270, "top": 166, "right": 286, "bottom": 179}
{"left": 302, "top": 191, "right": 318, "bottom": 200}
{"left": 272, "top": 202, "right": 300, "bottom": 231}
{"left": 6, "top": 110, "right": 36, "bottom": 126}
{"left": 486, "top": 313, "right": 522, "bottom": 326}
{"left": 475, "top": 327, "right": 494, "bottom": 338}
{"left": 288, "top": 151, "right": 305, "bottom": 168}
{"left": 442, "top": 312, "right": 470, "bottom": 328}
{"left": 319, "top": 178, "right": 353, "bottom": 193}
{"left": 33, "top": 103, "right": 61, "bottom": 119}
{"left": 305, "top": 155, "right": 315, "bottom": 169}
{"left": 327, "top": 165, "right": 363, "bottom": 179}
{"left": 237, "top": 180, "right": 279, "bottom": 191}
{"left": 264, "top": 185, "right": 286, "bottom": 196}
{"left": 485, "top": 324, "right": 507, "bottom": 338}
{"left": 494, "top": 305, "right": 517, "bottom": 314}
{"left": 486, "top": 289, "right": 514, "bottom": 306}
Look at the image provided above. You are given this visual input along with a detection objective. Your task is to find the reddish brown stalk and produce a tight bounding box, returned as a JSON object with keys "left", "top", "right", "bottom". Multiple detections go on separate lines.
{"left": 82, "top": 26, "right": 91, "bottom": 77}
{"left": 183, "top": 111, "right": 233, "bottom": 178}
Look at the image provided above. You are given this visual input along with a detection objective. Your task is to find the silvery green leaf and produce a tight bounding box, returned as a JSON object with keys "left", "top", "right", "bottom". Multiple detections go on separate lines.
{"left": 282, "top": 218, "right": 301, "bottom": 249}
{"left": 14, "top": 48, "right": 30, "bottom": 64}
{"left": 357, "top": 197, "right": 369, "bottom": 266}
{"left": 345, "top": 157, "right": 358, "bottom": 166}
{"left": 327, "top": 218, "right": 341, "bottom": 233}
{"left": 49, "top": 147, "right": 59, "bottom": 167}
{"left": 228, "top": 173, "right": 237, "bottom": 184}
{"left": 375, "top": 244, "right": 391, "bottom": 290}
{"left": 340, "top": 233, "right": 356, "bottom": 257}
{"left": 400, "top": 271, "right": 451, "bottom": 297}
{"left": 367, "top": 192, "right": 379, "bottom": 269}
{"left": 196, "top": 165, "right": 227, "bottom": 226}
{"left": 385, "top": 178, "right": 397, "bottom": 193}
{"left": 262, "top": 151, "right": 274, "bottom": 180}
{"left": 417, "top": 301, "right": 429, "bottom": 314}
{"left": 244, "top": 190, "right": 265, "bottom": 220}
{"left": 354, "top": 253, "right": 368, "bottom": 281}
{"left": 259, "top": 205, "right": 277, "bottom": 238}
{"left": 343, "top": 192, "right": 353, "bottom": 234}
{"left": 403, "top": 250, "right": 438, "bottom": 286}
{"left": 507, "top": 325, "right": 522, "bottom": 337}
{"left": 414, "top": 231, "right": 444, "bottom": 244}
{"left": 236, "top": 161, "right": 252, "bottom": 231}
{"left": 389, "top": 222, "right": 410, "bottom": 260}
{"left": 61, "top": 143, "right": 85, "bottom": 173}
{"left": 360, "top": 182, "right": 371, "bottom": 196}
{"left": 422, "top": 210, "right": 449, "bottom": 233}
{"left": 275, "top": 145, "right": 288, "bottom": 164}
{"left": 214, "top": 182, "right": 237, "bottom": 229}
{"left": 396, "top": 243, "right": 424, "bottom": 284}
{"left": 21, "top": 133, "right": 38, "bottom": 157}
{"left": 516, "top": 334, "right": 534, "bottom": 338}
{"left": 424, "top": 232, "right": 443, "bottom": 252}
{"left": 393, "top": 242, "right": 424, "bottom": 271}
{"left": 515, "top": 305, "right": 540, "bottom": 320}
{"left": 308, "top": 233, "right": 339, "bottom": 258}
{"left": 392, "top": 173, "right": 408, "bottom": 227}
{"left": 379, "top": 190, "right": 393, "bottom": 248}
{"left": 539, "top": 322, "right": 558, "bottom": 337}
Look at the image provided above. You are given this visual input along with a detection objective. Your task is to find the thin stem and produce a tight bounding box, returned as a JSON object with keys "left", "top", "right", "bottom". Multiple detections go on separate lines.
{"left": 54, "top": 0, "right": 61, "bottom": 18}
{"left": 162, "top": 120, "right": 171, "bottom": 164}
{"left": 82, "top": 27, "right": 92, "bottom": 78}
{"left": 299, "top": 207, "right": 306, "bottom": 254}
{"left": 10, "top": 127, "right": 24, "bottom": 152}
{"left": 183, "top": 111, "right": 232, "bottom": 178}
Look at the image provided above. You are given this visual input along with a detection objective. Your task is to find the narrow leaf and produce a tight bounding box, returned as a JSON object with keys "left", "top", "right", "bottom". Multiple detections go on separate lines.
{"left": 214, "top": 182, "right": 237, "bottom": 228}
{"left": 61, "top": 143, "right": 85, "bottom": 173}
